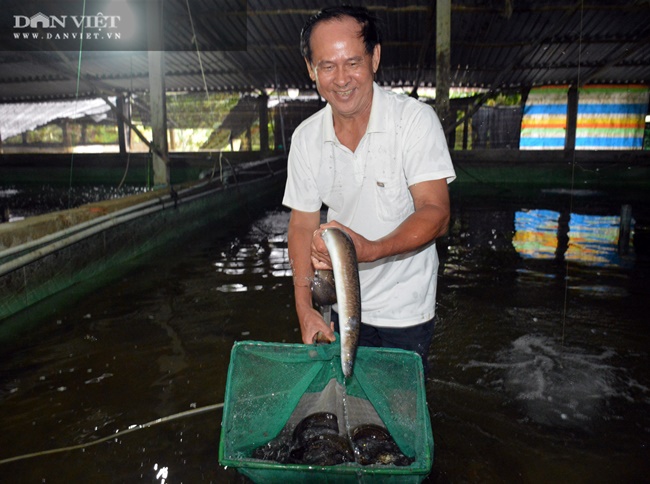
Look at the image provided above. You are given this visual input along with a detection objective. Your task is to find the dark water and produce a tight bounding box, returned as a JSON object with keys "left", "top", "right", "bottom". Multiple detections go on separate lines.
{"left": 1, "top": 185, "right": 147, "bottom": 221}
{"left": 1, "top": 185, "right": 649, "bottom": 483}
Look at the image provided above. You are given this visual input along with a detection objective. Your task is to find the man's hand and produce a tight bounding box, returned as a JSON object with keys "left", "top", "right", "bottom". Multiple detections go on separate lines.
{"left": 288, "top": 209, "right": 338, "bottom": 344}
{"left": 297, "top": 302, "right": 336, "bottom": 344}
{"left": 310, "top": 220, "right": 375, "bottom": 269}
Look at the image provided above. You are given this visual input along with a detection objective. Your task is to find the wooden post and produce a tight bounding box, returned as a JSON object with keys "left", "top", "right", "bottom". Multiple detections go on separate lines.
{"left": 618, "top": 204, "right": 632, "bottom": 255}
{"left": 272, "top": 108, "right": 281, "bottom": 151}
{"left": 116, "top": 94, "right": 131, "bottom": 154}
{"left": 259, "top": 92, "right": 269, "bottom": 154}
{"left": 436, "top": 0, "right": 452, "bottom": 142}
{"left": 565, "top": 85, "right": 578, "bottom": 151}
{"left": 246, "top": 127, "right": 252, "bottom": 151}
{"left": 462, "top": 104, "right": 469, "bottom": 150}
{"left": 147, "top": 0, "right": 169, "bottom": 186}
{"left": 556, "top": 209, "right": 570, "bottom": 263}
{"left": 62, "top": 120, "right": 73, "bottom": 153}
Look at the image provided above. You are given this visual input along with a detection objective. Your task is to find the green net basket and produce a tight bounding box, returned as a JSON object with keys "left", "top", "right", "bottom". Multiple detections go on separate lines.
{"left": 218, "top": 338, "right": 433, "bottom": 483}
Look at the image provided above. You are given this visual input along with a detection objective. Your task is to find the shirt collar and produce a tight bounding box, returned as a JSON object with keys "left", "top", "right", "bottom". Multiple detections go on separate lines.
{"left": 366, "top": 82, "right": 387, "bottom": 134}
{"left": 323, "top": 82, "right": 387, "bottom": 143}
{"left": 323, "top": 103, "right": 336, "bottom": 143}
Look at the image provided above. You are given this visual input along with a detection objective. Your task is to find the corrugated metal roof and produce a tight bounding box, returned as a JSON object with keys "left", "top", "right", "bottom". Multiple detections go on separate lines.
{"left": 0, "top": 98, "right": 112, "bottom": 139}
{"left": 0, "top": 0, "right": 648, "bottom": 103}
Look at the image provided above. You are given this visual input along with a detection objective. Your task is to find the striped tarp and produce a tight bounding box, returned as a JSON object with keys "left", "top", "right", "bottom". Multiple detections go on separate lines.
{"left": 520, "top": 85, "right": 649, "bottom": 150}
{"left": 520, "top": 85, "right": 569, "bottom": 150}
{"left": 575, "top": 85, "right": 648, "bottom": 150}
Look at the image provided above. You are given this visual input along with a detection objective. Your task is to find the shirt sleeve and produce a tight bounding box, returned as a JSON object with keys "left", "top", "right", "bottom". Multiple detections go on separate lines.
{"left": 404, "top": 103, "right": 457, "bottom": 186}
{"left": 282, "top": 133, "right": 323, "bottom": 212}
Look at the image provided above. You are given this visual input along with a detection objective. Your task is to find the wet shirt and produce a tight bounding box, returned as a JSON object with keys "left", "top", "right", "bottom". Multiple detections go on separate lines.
{"left": 283, "top": 83, "right": 456, "bottom": 327}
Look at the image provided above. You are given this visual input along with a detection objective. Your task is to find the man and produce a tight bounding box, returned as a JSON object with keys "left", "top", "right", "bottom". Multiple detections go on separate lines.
{"left": 283, "top": 6, "right": 455, "bottom": 371}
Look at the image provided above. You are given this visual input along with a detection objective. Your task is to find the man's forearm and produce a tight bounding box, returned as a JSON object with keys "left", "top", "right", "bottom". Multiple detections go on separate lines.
{"left": 370, "top": 203, "right": 449, "bottom": 261}
{"left": 368, "top": 178, "right": 450, "bottom": 261}
{"left": 288, "top": 224, "right": 316, "bottom": 286}
{"left": 287, "top": 210, "right": 321, "bottom": 317}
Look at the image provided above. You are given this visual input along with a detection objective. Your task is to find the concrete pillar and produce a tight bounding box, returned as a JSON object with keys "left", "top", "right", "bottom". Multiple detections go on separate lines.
{"left": 436, "top": 0, "right": 451, "bottom": 140}
{"left": 147, "top": 0, "right": 170, "bottom": 186}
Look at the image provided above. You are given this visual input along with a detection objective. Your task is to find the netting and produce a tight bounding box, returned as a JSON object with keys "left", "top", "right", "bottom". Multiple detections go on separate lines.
{"left": 472, "top": 105, "right": 523, "bottom": 149}
{"left": 219, "top": 337, "right": 433, "bottom": 483}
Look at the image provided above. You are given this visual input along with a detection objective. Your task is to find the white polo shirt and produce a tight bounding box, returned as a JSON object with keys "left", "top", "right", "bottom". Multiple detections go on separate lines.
{"left": 283, "top": 82, "right": 455, "bottom": 327}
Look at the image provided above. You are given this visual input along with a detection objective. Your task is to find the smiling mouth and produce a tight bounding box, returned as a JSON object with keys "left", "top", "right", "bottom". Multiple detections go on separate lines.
{"left": 334, "top": 89, "right": 353, "bottom": 97}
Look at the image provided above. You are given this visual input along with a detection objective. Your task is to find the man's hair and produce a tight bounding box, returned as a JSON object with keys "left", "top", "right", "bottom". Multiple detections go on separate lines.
{"left": 300, "top": 5, "right": 381, "bottom": 64}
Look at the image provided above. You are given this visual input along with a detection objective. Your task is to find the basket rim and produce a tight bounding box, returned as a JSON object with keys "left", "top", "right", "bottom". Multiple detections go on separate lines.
{"left": 218, "top": 339, "right": 434, "bottom": 474}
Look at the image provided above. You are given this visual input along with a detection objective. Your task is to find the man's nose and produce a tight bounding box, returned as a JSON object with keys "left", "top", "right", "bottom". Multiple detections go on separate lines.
{"left": 333, "top": 66, "right": 350, "bottom": 87}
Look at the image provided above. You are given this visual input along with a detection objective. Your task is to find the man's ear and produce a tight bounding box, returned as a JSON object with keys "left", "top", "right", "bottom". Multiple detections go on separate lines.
{"left": 372, "top": 44, "right": 381, "bottom": 74}
{"left": 305, "top": 58, "right": 316, "bottom": 81}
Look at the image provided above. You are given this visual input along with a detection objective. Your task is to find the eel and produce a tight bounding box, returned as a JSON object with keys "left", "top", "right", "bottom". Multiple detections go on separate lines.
{"left": 317, "top": 227, "right": 361, "bottom": 378}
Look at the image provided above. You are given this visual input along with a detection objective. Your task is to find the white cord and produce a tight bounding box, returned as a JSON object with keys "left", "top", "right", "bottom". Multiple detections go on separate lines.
{"left": 0, "top": 402, "right": 224, "bottom": 465}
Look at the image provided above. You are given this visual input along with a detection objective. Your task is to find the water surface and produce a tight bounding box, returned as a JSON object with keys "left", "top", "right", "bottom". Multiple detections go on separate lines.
{"left": 0, "top": 185, "right": 648, "bottom": 483}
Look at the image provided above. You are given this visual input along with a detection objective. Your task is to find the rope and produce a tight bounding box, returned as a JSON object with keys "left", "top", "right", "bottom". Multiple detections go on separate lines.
{"left": 0, "top": 402, "right": 224, "bottom": 465}
{"left": 561, "top": 0, "right": 584, "bottom": 345}
{"left": 67, "top": 0, "right": 87, "bottom": 208}
{"left": 117, "top": 138, "right": 132, "bottom": 190}
{"left": 185, "top": 0, "right": 210, "bottom": 100}
{"left": 117, "top": 56, "right": 135, "bottom": 190}
{"left": 273, "top": 53, "right": 288, "bottom": 154}
{"left": 185, "top": 0, "right": 226, "bottom": 182}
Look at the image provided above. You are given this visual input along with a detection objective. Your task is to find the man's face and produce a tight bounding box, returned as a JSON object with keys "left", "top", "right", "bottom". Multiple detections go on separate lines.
{"left": 305, "top": 16, "right": 380, "bottom": 120}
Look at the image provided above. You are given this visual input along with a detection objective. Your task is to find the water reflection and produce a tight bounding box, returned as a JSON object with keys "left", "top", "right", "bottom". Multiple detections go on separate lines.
{"left": 513, "top": 209, "right": 560, "bottom": 259}
{"left": 211, "top": 221, "right": 291, "bottom": 292}
{"left": 154, "top": 463, "right": 169, "bottom": 483}
{"left": 513, "top": 208, "right": 635, "bottom": 266}
{"left": 566, "top": 213, "right": 631, "bottom": 266}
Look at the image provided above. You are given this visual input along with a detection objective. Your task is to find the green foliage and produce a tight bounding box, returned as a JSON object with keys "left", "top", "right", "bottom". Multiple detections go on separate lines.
{"left": 5, "top": 122, "right": 119, "bottom": 145}
{"left": 4, "top": 92, "right": 272, "bottom": 152}
{"left": 24, "top": 124, "right": 63, "bottom": 144}
{"left": 485, "top": 93, "right": 522, "bottom": 107}
{"left": 164, "top": 92, "right": 241, "bottom": 129}
{"left": 85, "top": 124, "right": 118, "bottom": 144}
